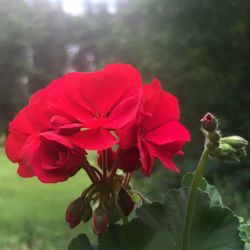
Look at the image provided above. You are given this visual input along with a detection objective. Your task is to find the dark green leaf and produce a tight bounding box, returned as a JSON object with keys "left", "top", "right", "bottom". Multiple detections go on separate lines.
{"left": 145, "top": 229, "right": 176, "bottom": 250}
{"left": 135, "top": 202, "right": 168, "bottom": 231}
{"left": 98, "top": 219, "right": 154, "bottom": 250}
{"left": 141, "top": 188, "right": 243, "bottom": 250}
{"left": 68, "top": 234, "right": 94, "bottom": 250}
{"left": 181, "top": 172, "right": 223, "bottom": 206}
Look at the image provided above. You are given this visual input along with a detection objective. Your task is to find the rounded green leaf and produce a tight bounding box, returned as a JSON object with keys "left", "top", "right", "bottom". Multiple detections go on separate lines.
{"left": 138, "top": 187, "right": 243, "bottom": 250}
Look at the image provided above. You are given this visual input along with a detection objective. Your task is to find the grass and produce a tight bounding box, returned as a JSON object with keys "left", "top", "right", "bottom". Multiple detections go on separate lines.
{"left": 0, "top": 148, "right": 94, "bottom": 250}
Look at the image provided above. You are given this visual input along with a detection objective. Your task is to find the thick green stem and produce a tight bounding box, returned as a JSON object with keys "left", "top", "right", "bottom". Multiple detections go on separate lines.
{"left": 182, "top": 147, "right": 209, "bottom": 250}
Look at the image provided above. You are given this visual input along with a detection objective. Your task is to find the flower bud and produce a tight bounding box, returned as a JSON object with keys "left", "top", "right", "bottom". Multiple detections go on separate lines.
{"left": 201, "top": 113, "right": 218, "bottom": 132}
{"left": 214, "top": 142, "right": 240, "bottom": 162}
{"left": 66, "top": 197, "right": 83, "bottom": 229}
{"left": 91, "top": 207, "right": 109, "bottom": 235}
{"left": 236, "top": 148, "right": 247, "bottom": 158}
{"left": 82, "top": 203, "right": 93, "bottom": 223}
{"left": 107, "top": 206, "right": 122, "bottom": 224}
{"left": 103, "top": 196, "right": 115, "bottom": 210}
{"left": 118, "top": 187, "right": 134, "bottom": 216}
{"left": 220, "top": 136, "right": 248, "bottom": 149}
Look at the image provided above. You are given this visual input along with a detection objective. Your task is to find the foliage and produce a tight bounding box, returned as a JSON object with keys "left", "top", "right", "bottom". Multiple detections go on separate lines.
{"left": 68, "top": 173, "right": 244, "bottom": 250}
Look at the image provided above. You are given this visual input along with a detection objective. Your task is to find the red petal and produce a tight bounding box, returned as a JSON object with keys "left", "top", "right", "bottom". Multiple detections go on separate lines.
{"left": 5, "top": 132, "right": 28, "bottom": 162}
{"left": 116, "top": 121, "right": 138, "bottom": 149}
{"left": 147, "top": 143, "right": 181, "bottom": 173}
{"left": 17, "top": 162, "right": 34, "bottom": 177}
{"left": 145, "top": 121, "right": 190, "bottom": 145}
{"left": 8, "top": 107, "right": 36, "bottom": 134}
{"left": 104, "top": 96, "right": 141, "bottom": 129}
{"left": 49, "top": 64, "right": 143, "bottom": 129}
{"left": 70, "top": 128, "right": 118, "bottom": 150}
{"left": 58, "top": 123, "right": 82, "bottom": 135}
{"left": 137, "top": 139, "right": 154, "bottom": 176}
{"left": 40, "top": 131, "right": 73, "bottom": 148}
{"left": 49, "top": 83, "right": 94, "bottom": 123}
{"left": 17, "top": 134, "right": 40, "bottom": 177}
{"left": 142, "top": 78, "right": 180, "bottom": 130}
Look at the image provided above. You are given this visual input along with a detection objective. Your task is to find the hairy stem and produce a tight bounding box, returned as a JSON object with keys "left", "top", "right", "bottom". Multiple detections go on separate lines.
{"left": 124, "top": 172, "right": 133, "bottom": 188}
{"left": 109, "top": 150, "right": 126, "bottom": 180}
{"left": 102, "top": 150, "right": 107, "bottom": 179}
{"left": 182, "top": 148, "right": 209, "bottom": 250}
{"left": 83, "top": 162, "right": 99, "bottom": 183}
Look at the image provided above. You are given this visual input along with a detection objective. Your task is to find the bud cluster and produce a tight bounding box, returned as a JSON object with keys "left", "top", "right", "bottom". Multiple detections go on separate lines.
{"left": 216, "top": 136, "right": 248, "bottom": 162}
{"left": 200, "top": 113, "right": 248, "bottom": 162}
{"left": 66, "top": 175, "right": 136, "bottom": 235}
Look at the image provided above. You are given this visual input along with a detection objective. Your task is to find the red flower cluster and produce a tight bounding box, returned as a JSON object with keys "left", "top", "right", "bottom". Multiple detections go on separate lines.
{"left": 5, "top": 64, "right": 190, "bottom": 183}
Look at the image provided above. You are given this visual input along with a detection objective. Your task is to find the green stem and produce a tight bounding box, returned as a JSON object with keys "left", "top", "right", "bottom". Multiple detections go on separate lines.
{"left": 182, "top": 147, "right": 209, "bottom": 250}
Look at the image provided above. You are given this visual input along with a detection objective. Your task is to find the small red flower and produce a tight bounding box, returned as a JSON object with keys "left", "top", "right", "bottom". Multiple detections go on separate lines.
{"left": 117, "top": 78, "right": 190, "bottom": 176}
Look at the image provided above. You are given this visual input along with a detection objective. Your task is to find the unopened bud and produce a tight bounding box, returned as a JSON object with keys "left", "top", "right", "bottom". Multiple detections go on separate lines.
{"left": 118, "top": 188, "right": 134, "bottom": 216}
{"left": 107, "top": 206, "right": 122, "bottom": 224}
{"left": 201, "top": 113, "right": 218, "bottom": 132}
{"left": 214, "top": 142, "right": 240, "bottom": 162}
{"left": 82, "top": 203, "right": 93, "bottom": 223}
{"left": 220, "top": 136, "right": 248, "bottom": 149}
{"left": 103, "top": 196, "right": 115, "bottom": 210}
{"left": 91, "top": 207, "right": 109, "bottom": 235}
{"left": 66, "top": 197, "right": 83, "bottom": 229}
{"left": 236, "top": 148, "right": 247, "bottom": 158}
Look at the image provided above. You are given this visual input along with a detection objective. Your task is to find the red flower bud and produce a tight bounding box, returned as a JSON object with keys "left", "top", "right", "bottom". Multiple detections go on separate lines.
{"left": 118, "top": 187, "right": 134, "bottom": 216}
{"left": 107, "top": 206, "right": 122, "bottom": 224}
{"left": 200, "top": 113, "right": 218, "bottom": 132}
{"left": 82, "top": 204, "right": 93, "bottom": 223}
{"left": 66, "top": 197, "right": 83, "bottom": 229}
{"left": 91, "top": 207, "right": 109, "bottom": 235}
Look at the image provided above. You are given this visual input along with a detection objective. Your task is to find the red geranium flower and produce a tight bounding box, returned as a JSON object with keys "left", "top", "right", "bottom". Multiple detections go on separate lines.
{"left": 117, "top": 78, "right": 190, "bottom": 176}
{"left": 48, "top": 64, "right": 143, "bottom": 150}
{"left": 5, "top": 81, "right": 86, "bottom": 183}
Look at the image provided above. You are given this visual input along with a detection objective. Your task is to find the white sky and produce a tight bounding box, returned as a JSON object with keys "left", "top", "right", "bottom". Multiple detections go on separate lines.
{"left": 63, "top": 0, "right": 83, "bottom": 15}
{"left": 62, "top": 0, "right": 117, "bottom": 15}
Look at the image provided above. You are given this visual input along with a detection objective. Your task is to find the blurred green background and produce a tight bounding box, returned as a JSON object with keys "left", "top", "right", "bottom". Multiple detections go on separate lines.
{"left": 0, "top": 0, "right": 249, "bottom": 249}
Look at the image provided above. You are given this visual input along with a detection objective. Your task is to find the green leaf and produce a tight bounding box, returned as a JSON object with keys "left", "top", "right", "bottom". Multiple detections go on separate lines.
{"left": 239, "top": 222, "right": 250, "bottom": 243}
{"left": 181, "top": 172, "right": 223, "bottom": 206}
{"left": 98, "top": 219, "right": 154, "bottom": 250}
{"left": 135, "top": 202, "right": 168, "bottom": 231}
{"left": 144, "top": 229, "right": 176, "bottom": 250}
{"left": 68, "top": 234, "right": 94, "bottom": 250}
{"left": 138, "top": 188, "right": 243, "bottom": 250}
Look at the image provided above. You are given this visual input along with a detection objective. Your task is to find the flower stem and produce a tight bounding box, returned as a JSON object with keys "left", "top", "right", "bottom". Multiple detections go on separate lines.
{"left": 124, "top": 172, "right": 133, "bottom": 188}
{"left": 109, "top": 150, "right": 126, "bottom": 180}
{"left": 102, "top": 150, "right": 107, "bottom": 179}
{"left": 83, "top": 162, "right": 99, "bottom": 183}
{"left": 182, "top": 147, "right": 209, "bottom": 250}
